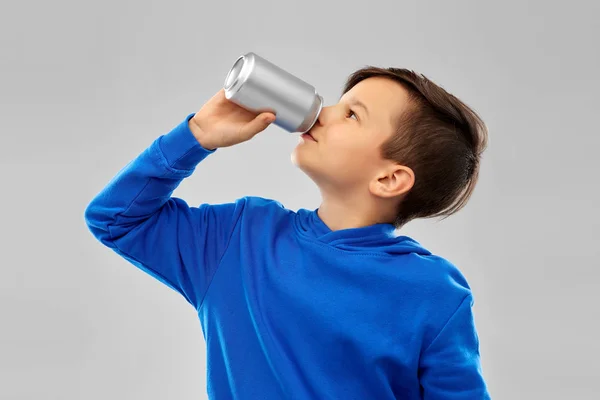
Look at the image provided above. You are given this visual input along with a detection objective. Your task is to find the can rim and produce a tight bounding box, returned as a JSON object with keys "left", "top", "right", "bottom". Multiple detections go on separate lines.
{"left": 224, "top": 53, "right": 254, "bottom": 99}
{"left": 296, "top": 94, "right": 323, "bottom": 134}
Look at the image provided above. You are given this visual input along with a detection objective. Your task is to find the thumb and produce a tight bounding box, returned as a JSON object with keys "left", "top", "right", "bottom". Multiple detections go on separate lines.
{"left": 240, "top": 112, "right": 276, "bottom": 139}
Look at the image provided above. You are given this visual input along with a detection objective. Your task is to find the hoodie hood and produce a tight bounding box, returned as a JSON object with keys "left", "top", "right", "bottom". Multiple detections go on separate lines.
{"left": 293, "top": 208, "right": 431, "bottom": 256}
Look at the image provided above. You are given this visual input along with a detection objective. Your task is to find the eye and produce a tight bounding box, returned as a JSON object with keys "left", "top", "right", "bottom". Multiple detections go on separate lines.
{"left": 346, "top": 109, "right": 358, "bottom": 120}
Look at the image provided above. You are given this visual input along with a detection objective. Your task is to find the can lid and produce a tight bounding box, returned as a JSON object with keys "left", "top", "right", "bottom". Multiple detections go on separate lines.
{"left": 224, "top": 53, "right": 254, "bottom": 99}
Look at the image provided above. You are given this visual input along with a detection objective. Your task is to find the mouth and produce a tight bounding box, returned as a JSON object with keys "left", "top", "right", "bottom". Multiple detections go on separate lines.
{"left": 301, "top": 131, "right": 317, "bottom": 142}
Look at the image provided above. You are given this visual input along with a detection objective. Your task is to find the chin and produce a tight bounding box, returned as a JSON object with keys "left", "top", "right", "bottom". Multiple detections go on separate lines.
{"left": 291, "top": 150, "right": 325, "bottom": 185}
{"left": 290, "top": 145, "right": 305, "bottom": 168}
{"left": 290, "top": 148, "right": 311, "bottom": 171}
{"left": 291, "top": 142, "right": 316, "bottom": 164}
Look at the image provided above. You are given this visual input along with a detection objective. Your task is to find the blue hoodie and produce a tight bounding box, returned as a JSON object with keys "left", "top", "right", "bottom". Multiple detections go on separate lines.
{"left": 84, "top": 113, "right": 490, "bottom": 399}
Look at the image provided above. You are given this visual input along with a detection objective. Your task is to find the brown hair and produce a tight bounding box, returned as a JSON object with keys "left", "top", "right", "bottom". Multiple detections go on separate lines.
{"left": 342, "top": 67, "right": 488, "bottom": 227}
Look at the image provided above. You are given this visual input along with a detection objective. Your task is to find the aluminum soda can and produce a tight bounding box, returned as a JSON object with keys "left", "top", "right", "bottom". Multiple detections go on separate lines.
{"left": 223, "top": 52, "right": 323, "bottom": 134}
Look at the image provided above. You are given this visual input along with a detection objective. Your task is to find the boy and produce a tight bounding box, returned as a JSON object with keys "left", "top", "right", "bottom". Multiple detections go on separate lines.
{"left": 85, "top": 66, "right": 490, "bottom": 399}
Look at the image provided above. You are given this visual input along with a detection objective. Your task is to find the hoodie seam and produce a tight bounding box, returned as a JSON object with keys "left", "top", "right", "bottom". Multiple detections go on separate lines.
{"left": 422, "top": 294, "right": 472, "bottom": 353}
{"left": 195, "top": 198, "right": 247, "bottom": 313}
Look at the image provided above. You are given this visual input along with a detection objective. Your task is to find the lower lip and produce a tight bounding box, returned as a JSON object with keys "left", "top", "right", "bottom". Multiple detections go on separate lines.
{"left": 301, "top": 133, "right": 316, "bottom": 142}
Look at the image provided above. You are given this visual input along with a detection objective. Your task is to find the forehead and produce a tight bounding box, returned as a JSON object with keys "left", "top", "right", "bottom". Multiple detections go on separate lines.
{"left": 341, "top": 77, "right": 410, "bottom": 129}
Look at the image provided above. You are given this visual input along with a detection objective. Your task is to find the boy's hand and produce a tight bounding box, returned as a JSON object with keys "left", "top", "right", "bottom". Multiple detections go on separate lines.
{"left": 189, "top": 89, "right": 276, "bottom": 150}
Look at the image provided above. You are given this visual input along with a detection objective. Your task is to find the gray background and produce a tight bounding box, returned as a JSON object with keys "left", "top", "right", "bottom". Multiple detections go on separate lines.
{"left": 1, "top": 0, "right": 598, "bottom": 399}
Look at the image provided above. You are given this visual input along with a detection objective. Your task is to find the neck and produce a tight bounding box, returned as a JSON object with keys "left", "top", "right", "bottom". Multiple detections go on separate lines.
{"left": 317, "top": 191, "right": 395, "bottom": 231}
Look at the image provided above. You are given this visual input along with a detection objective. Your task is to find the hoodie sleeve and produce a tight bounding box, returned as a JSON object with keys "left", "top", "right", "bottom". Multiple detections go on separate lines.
{"left": 84, "top": 113, "right": 246, "bottom": 310}
{"left": 418, "top": 294, "right": 491, "bottom": 399}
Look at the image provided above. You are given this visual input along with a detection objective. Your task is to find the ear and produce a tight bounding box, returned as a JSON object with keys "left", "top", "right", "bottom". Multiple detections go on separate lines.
{"left": 369, "top": 164, "right": 415, "bottom": 199}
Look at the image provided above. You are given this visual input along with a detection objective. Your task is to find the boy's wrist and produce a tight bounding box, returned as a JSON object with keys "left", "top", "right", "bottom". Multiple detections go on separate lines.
{"left": 158, "top": 113, "right": 215, "bottom": 170}
{"left": 188, "top": 118, "right": 217, "bottom": 150}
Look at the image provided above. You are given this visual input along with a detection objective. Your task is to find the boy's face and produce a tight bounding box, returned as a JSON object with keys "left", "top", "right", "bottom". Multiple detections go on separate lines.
{"left": 291, "top": 77, "right": 411, "bottom": 195}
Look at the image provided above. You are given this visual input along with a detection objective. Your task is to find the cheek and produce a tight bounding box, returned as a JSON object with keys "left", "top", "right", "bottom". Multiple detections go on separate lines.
{"left": 326, "top": 137, "right": 378, "bottom": 173}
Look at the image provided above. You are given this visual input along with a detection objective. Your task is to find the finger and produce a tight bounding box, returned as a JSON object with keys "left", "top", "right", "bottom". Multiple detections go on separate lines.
{"left": 240, "top": 112, "right": 276, "bottom": 138}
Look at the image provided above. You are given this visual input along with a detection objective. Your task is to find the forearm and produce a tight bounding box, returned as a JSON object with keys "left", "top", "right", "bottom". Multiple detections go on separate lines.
{"left": 84, "top": 113, "right": 214, "bottom": 245}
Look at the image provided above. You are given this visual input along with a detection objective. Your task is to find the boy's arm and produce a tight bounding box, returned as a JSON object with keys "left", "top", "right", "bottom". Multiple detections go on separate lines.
{"left": 419, "top": 294, "right": 491, "bottom": 399}
{"left": 84, "top": 113, "right": 245, "bottom": 310}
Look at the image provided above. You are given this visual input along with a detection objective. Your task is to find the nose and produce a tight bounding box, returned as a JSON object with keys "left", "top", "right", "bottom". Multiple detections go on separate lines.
{"left": 315, "top": 105, "right": 342, "bottom": 126}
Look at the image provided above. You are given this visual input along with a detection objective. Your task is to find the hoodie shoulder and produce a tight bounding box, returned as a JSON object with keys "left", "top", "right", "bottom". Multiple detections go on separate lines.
{"left": 238, "top": 196, "right": 296, "bottom": 221}
{"left": 243, "top": 196, "right": 285, "bottom": 208}
{"left": 428, "top": 254, "right": 471, "bottom": 291}
{"left": 408, "top": 253, "right": 477, "bottom": 350}
{"left": 404, "top": 252, "right": 473, "bottom": 307}
{"left": 242, "top": 196, "right": 290, "bottom": 212}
